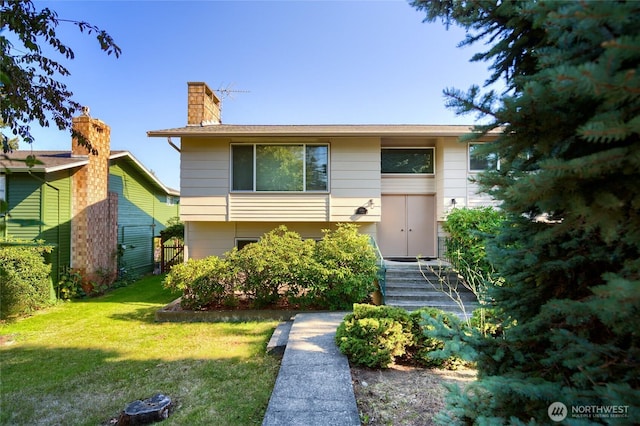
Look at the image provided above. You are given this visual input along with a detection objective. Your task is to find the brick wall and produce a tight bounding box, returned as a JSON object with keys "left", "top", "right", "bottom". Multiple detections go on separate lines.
{"left": 187, "top": 82, "right": 221, "bottom": 125}
{"left": 71, "top": 115, "right": 118, "bottom": 286}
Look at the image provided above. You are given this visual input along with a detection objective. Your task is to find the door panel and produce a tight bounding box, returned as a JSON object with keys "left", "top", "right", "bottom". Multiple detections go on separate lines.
{"left": 407, "top": 195, "right": 435, "bottom": 257}
{"left": 379, "top": 195, "right": 406, "bottom": 257}
{"left": 378, "top": 195, "right": 436, "bottom": 257}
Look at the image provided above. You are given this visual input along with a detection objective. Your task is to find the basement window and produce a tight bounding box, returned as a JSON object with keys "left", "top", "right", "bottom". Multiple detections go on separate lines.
{"left": 236, "top": 239, "right": 258, "bottom": 250}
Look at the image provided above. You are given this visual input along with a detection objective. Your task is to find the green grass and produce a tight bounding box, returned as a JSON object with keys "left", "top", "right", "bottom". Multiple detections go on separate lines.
{"left": 0, "top": 275, "right": 281, "bottom": 425}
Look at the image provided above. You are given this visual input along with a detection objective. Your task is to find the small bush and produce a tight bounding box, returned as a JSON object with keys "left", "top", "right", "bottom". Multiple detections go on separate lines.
{"left": 0, "top": 241, "right": 54, "bottom": 319}
{"left": 226, "top": 226, "right": 317, "bottom": 308}
{"left": 163, "top": 256, "right": 237, "bottom": 310}
{"left": 56, "top": 268, "right": 85, "bottom": 300}
{"left": 409, "top": 307, "right": 467, "bottom": 369}
{"left": 336, "top": 304, "right": 413, "bottom": 368}
{"left": 336, "top": 304, "right": 470, "bottom": 369}
{"left": 469, "top": 306, "right": 503, "bottom": 338}
{"left": 311, "top": 224, "right": 378, "bottom": 310}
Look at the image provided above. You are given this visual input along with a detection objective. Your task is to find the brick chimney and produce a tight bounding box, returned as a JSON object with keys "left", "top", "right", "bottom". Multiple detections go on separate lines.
{"left": 187, "top": 82, "right": 221, "bottom": 125}
{"left": 71, "top": 109, "right": 118, "bottom": 288}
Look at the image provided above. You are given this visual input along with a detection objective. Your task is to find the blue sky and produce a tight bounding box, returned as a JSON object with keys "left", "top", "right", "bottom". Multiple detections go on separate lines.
{"left": 24, "top": 0, "right": 491, "bottom": 190}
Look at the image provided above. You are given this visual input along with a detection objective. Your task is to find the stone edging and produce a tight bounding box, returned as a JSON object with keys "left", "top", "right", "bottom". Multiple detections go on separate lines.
{"left": 155, "top": 298, "right": 307, "bottom": 323}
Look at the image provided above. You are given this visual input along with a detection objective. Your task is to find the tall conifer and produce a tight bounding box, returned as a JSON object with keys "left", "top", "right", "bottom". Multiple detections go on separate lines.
{"left": 411, "top": 1, "right": 640, "bottom": 423}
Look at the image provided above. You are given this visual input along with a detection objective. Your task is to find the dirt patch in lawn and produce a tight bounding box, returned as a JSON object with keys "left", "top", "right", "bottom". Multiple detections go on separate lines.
{"left": 351, "top": 364, "right": 476, "bottom": 425}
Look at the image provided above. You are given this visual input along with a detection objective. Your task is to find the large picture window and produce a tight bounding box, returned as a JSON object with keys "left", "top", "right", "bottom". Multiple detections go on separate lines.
{"left": 469, "top": 143, "right": 499, "bottom": 171}
{"left": 232, "top": 144, "right": 328, "bottom": 192}
{"left": 381, "top": 148, "right": 434, "bottom": 174}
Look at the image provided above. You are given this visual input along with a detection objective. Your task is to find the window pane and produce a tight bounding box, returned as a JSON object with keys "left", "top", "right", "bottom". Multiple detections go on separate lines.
{"left": 381, "top": 149, "right": 434, "bottom": 174}
{"left": 0, "top": 174, "right": 5, "bottom": 202}
{"left": 256, "top": 145, "right": 304, "bottom": 191}
{"left": 232, "top": 145, "right": 254, "bottom": 190}
{"left": 469, "top": 144, "right": 498, "bottom": 171}
{"left": 305, "top": 145, "right": 328, "bottom": 191}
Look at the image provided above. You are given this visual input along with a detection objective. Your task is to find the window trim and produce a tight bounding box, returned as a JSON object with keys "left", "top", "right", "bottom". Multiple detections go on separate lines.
{"left": 230, "top": 143, "right": 330, "bottom": 193}
{"left": 0, "top": 174, "right": 5, "bottom": 202}
{"left": 381, "top": 147, "right": 435, "bottom": 176}
{"left": 235, "top": 238, "right": 259, "bottom": 250}
{"left": 468, "top": 143, "right": 500, "bottom": 172}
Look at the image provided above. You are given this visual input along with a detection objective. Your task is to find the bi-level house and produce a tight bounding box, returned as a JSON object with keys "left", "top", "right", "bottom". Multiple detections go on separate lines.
{"left": 147, "top": 82, "right": 497, "bottom": 261}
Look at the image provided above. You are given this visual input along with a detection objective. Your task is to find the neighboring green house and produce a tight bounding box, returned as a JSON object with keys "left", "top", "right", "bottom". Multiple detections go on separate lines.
{"left": 108, "top": 151, "right": 180, "bottom": 274}
{"left": 0, "top": 123, "right": 179, "bottom": 282}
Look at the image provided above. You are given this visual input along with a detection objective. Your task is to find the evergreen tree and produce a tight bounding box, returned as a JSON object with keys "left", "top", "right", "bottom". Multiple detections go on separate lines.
{"left": 411, "top": 1, "right": 640, "bottom": 423}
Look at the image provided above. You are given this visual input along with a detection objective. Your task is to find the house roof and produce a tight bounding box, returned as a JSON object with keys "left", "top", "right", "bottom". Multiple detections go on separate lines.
{"left": 1, "top": 151, "right": 89, "bottom": 173}
{"left": 147, "top": 124, "right": 499, "bottom": 138}
{"left": 1, "top": 150, "right": 179, "bottom": 197}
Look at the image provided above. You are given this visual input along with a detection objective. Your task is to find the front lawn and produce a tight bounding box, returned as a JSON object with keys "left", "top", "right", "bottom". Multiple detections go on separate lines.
{"left": 0, "top": 275, "right": 280, "bottom": 425}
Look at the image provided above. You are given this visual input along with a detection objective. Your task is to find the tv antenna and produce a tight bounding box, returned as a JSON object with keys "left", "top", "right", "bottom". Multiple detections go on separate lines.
{"left": 214, "top": 83, "right": 250, "bottom": 119}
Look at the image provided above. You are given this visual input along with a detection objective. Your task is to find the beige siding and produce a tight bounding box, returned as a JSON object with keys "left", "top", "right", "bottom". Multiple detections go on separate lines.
{"left": 180, "top": 138, "right": 230, "bottom": 221}
{"left": 186, "top": 221, "right": 377, "bottom": 259}
{"left": 329, "top": 137, "right": 381, "bottom": 221}
{"left": 186, "top": 221, "right": 236, "bottom": 259}
{"left": 467, "top": 179, "right": 498, "bottom": 208}
{"left": 436, "top": 137, "right": 468, "bottom": 220}
{"left": 229, "top": 194, "right": 329, "bottom": 221}
{"left": 381, "top": 176, "right": 436, "bottom": 194}
{"left": 330, "top": 197, "right": 380, "bottom": 222}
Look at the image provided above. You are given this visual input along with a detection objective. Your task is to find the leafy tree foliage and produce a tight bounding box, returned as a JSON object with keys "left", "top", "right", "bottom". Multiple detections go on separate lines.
{"left": 1, "top": 0, "right": 120, "bottom": 150}
{"left": 412, "top": 1, "right": 640, "bottom": 423}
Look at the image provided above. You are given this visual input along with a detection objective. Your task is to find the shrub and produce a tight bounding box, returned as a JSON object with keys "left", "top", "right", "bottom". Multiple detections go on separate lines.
{"left": 336, "top": 304, "right": 413, "bottom": 368}
{"left": 469, "top": 306, "right": 502, "bottom": 338}
{"left": 164, "top": 224, "right": 379, "bottom": 311}
{"left": 409, "top": 308, "right": 467, "bottom": 369}
{"left": 311, "top": 224, "right": 378, "bottom": 310}
{"left": 56, "top": 267, "right": 85, "bottom": 300}
{"left": 337, "top": 304, "right": 471, "bottom": 369}
{"left": 163, "top": 256, "right": 237, "bottom": 310}
{"left": 444, "top": 207, "right": 504, "bottom": 276}
{"left": 0, "top": 241, "right": 54, "bottom": 319}
{"left": 226, "top": 226, "right": 316, "bottom": 308}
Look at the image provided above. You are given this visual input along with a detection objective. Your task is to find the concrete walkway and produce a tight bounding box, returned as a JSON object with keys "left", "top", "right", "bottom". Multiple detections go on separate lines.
{"left": 262, "top": 312, "right": 360, "bottom": 426}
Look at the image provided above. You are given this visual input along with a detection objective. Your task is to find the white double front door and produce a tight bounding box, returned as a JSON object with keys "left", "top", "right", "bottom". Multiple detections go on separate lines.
{"left": 378, "top": 194, "right": 436, "bottom": 258}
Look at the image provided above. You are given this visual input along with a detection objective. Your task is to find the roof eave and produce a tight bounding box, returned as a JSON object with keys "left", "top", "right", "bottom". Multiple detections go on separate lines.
{"left": 109, "top": 151, "right": 179, "bottom": 197}
{"left": 146, "top": 124, "right": 497, "bottom": 139}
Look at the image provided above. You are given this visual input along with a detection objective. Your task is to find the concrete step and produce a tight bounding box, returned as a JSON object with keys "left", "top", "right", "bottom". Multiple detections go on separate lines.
{"left": 385, "top": 293, "right": 476, "bottom": 303}
{"left": 382, "top": 260, "right": 478, "bottom": 318}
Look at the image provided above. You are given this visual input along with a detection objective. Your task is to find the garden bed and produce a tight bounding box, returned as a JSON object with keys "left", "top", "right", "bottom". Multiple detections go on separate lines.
{"left": 155, "top": 297, "right": 316, "bottom": 323}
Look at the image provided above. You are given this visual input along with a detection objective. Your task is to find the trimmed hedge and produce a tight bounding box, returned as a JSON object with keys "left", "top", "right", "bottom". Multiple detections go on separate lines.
{"left": 336, "top": 304, "right": 413, "bottom": 368}
{"left": 0, "top": 242, "right": 54, "bottom": 319}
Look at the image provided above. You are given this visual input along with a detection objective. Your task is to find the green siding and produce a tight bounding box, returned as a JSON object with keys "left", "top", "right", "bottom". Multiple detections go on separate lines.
{"left": 4, "top": 158, "right": 178, "bottom": 282}
{"left": 6, "top": 171, "right": 73, "bottom": 282}
{"left": 6, "top": 174, "right": 42, "bottom": 240}
{"left": 109, "top": 160, "right": 179, "bottom": 275}
{"left": 40, "top": 170, "right": 73, "bottom": 282}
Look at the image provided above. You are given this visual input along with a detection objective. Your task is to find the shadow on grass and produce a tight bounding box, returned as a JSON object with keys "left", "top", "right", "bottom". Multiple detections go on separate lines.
{"left": 0, "top": 345, "right": 279, "bottom": 426}
{"left": 85, "top": 274, "right": 180, "bottom": 306}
